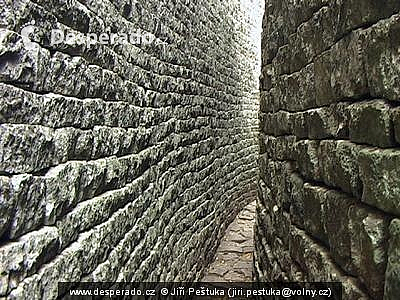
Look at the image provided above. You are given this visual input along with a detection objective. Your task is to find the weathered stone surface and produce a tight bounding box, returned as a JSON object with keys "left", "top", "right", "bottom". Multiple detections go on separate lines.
{"left": 289, "top": 227, "right": 369, "bottom": 300}
{"left": 349, "top": 206, "right": 389, "bottom": 299}
{"left": 318, "top": 140, "right": 364, "bottom": 198}
{"left": 259, "top": 90, "right": 274, "bottom": 113}
{"left": 294, "top": 140, "right": 321, "bottom": 181}
{"left": 261, "top": 0, "right": 329, "bottom": 64}
{"left": 261, "top": 111, "right": 291, "bottom": 136}
{"left": 294, "top": 139, "right": 364, "bottom": 198}
{"left": 348, "top": 100, "right": 395, "bottom": 148}
{"left": 0, "top": 176, "right": 12, "bottom": 238}
{"left": 275, "top": 64, "right": 316, "bottom": 112}
{"left": 284, "top": 6, "right": 336, "bottom": 74}
{"left": 358, "top": 149, "right": 400, "bottom": 216}
{"left": 265, "top": 12, "right": 400, "bottom": 115}
{"left": 316, "top": 31, "right": 368, "bottom": 104}
{"left": 0, "top": 125, "right": 55, "bottom": 174}
{"left": 335, "top": 0, "right": 400, "bottom": 35}
{"left": 262, "top": 103, "right": 349, "bottom": 139}
{"left": 393, "top": 108, "right": 400, "bottom": 144}
{"left": 261, "top": 135, "right": 296, "bottom": 161}
{"left": 384, "top": 219, "right": 400, "bottom": 300}
{"left": 303, "top": 184, "right": 328, "bottom": 245}
{"left": 362, "top": 14, "right": 400, "bottom": 102}
{"left": 323, "top": 190, "right": 355, "bottom": 274}
{"left": 8, "top": 175, "right": 46, "bottom": 239}
{"left": 305, "top": 104, "right": 349, "bottom": 139}
{"left": 313, "top": 50, "right": 336, "bottom": 106}
{"left": 0, "top": 227, "right": 59, "bottom": 296}
{"left": 286, "top": 172, "right": 305, "bottom": 229}
{"left": 268, "top": 1, "right": 400, "bottom": 76}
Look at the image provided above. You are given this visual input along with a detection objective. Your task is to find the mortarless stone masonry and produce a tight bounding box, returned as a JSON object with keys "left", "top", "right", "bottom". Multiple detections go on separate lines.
{"left": 0, "top": 0, "right": 263, "bottom": 298}
{"left": 256, "top": 1, "right": 400, "bottom": 299}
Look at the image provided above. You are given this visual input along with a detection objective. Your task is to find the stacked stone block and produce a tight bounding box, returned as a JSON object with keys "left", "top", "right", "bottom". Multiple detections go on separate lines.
{"left": 256, "top": 1, "right": 400, "bottom": 299}
{"left": 0, "top": 0, "right": 261, "bottom": 298}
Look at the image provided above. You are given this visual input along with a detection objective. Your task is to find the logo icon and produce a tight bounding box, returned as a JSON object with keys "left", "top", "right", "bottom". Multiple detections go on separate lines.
{"left": 20, "top": 20, "right": 37, "bottom": 51}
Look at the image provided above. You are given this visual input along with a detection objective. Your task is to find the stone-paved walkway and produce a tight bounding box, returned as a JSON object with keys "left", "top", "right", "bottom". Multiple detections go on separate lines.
{"left": 202, "top": 201, "right": 256, "bottom": 282}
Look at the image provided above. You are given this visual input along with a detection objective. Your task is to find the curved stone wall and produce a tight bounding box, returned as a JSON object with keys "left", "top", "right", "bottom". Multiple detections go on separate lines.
{"left": 256, "top": 1, "right": 400, "bottom": 299}
{"left": 0, "top": 0, "right": 262, "bottom": 298}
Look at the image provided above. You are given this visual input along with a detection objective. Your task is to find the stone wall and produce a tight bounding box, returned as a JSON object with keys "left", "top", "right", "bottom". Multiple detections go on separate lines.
{"left": 256, "top": 1, "right": 400, "bottom": 299}
{"left": 0, "top": 0, "right": 262, "bottom": 298}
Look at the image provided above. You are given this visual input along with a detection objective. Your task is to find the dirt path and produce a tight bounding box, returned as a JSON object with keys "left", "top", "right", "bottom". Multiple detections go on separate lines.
{"left": 202, "top": 201, "right": 256, "bottom": 282}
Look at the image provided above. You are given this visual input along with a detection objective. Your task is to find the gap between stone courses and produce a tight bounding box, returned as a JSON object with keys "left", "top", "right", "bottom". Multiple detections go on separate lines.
{"left": 202, "top": 201, "right": 256, "bottom": 282}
